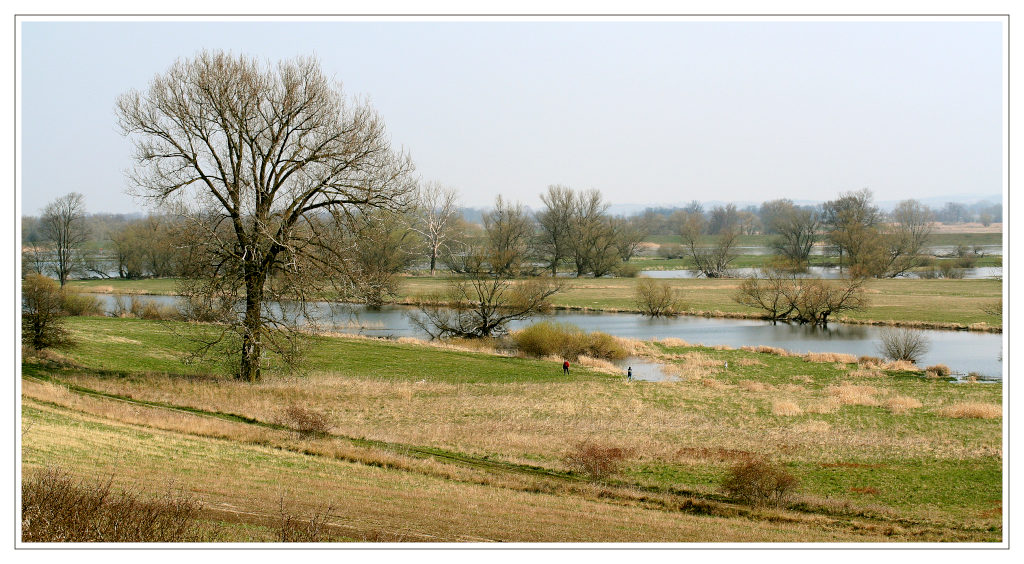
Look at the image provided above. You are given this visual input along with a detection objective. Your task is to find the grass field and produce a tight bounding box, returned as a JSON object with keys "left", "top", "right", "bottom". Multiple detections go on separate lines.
{"left": 20, "top": 316, "right": 1003, "bottom": 542}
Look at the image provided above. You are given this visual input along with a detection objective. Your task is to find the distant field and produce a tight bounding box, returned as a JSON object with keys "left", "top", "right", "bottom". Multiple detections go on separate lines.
{"left": 21, "top": 316, "right": 1003, "bottom": 542}
{"left": 642, "top": 231, "right": 1002, "bottom": 247}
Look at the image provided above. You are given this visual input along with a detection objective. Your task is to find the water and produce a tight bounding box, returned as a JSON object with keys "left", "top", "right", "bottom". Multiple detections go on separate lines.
{"left": 86, "top": 294, "right": 1003, "bottom": 379}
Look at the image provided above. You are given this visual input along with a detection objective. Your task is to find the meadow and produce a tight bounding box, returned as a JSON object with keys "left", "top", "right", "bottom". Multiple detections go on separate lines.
{"left": 20, "top": 315, "right": 1003, "bottom": 542}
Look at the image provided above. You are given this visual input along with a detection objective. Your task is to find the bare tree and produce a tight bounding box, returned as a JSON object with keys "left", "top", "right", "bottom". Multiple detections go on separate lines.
{"left": 680, "top": 213, "right": 738, "bottom": 278}
{"left": 880, "top": 199, "right": 933, "bottom": 277}
{"left": 40, "top": 192, "right": 89, "bottom": 287}
{"left": 764, "top": 200, "right": 819, "bottom": 267}
{"left": 409, "top": 253, "right": 562, "bottom": 339}
{"left": 568, "top": 189, "right": 620, "bottom": 277}
{"left": 535, "top": 185, "right": 575, "bottom": 275}
{"left": 117, "top": 51, "right": 415, "bottom": 381}
{"left": 482, "top": 195, "right": 532, "bottom": 276}
{"left": 611, "top": 216, "right": 647, "bottom": 263}
{"left": 411, "top": 181, "right": 461, "bottom": 276}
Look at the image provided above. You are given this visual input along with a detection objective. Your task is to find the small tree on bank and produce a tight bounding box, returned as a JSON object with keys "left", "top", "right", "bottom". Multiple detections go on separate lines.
{"left": 634, "top": 278, "right": 685, "bottom": 317}
{"left": 735, "top": 270, "right": 868, "bottom": 327}
{"left": 40, "top": 193, "right": 89, "bottom": 287}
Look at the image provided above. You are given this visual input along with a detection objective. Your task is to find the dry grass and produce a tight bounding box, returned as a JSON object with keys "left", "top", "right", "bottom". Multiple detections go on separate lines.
{"left": 925, "top": 364, "right": 952, "bottom": 377}
{"left": 884, "top": 396, "right": 923, "bottom": 414}
{"left": 936, "top": 403, "right": 1002, "bottom": 419}
{"left": 847, "top": 368, "right": 885, "bottom": 379}
{"left": 739, "top": 380, "right": 774, "bottom": 392}
{"left": 830, "top": 384, "right": 881, "bottom": 407}
{"left": 771, "top": 400, "right": 803, "bottom": 416}
{"left": 804, "top": 352, "right": 858, "bottom": 364}
{"left": 740, "top": 345, "right": 792, "bottom": 357}
{"left": 701, "top": 378, "right": 727, "bottom": 390}
{"left": 21, "top": 467, "right": 206, "bottom": 542}
{"left": 657, "top": 337, "right": 690, "bottom": 347}
{"left": 805, "top": 397, "right": 843, "bottom": 414}
{"left": 882, "top": 360, "right": 921, "bottom": 372}
{"left": 734, "top": 358, "right": 766, "bottom": 367}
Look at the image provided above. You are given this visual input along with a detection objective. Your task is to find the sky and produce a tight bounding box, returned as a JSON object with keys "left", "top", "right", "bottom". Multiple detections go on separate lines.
{"left": 18, "top": 18, "right": 1005, "bottom": 215}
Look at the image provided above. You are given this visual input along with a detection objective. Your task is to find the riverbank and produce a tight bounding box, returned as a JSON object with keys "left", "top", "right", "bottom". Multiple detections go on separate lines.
{"left": 21, "top": 315, "right": 1003, "bottom": 542}
{"left": 68, "top": 275, "right": 1002, "bottom": 333}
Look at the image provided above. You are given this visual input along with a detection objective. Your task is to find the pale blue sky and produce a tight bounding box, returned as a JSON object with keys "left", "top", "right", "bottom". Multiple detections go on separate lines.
{"left": 19, "top": 19, "right": 1004, "bottom": 215}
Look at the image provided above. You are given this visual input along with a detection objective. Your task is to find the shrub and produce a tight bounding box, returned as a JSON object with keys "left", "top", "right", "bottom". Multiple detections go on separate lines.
{"left": 721, "top": 459, "right": 799, "bottom": 507}
{"left": 21, "top": 467, "right": 206, "bottom": 542}
{"left": 21, "top": 273, "right": 71, "bottom": 350}
{"left": 858, "top": 355, "right": 884, "bottom": 366}
{"left": 925, "top": 364, "right": 951, "bottom": 377}
{"left": 512, "top": 322, "right": 626, "bottom": 361}
{"left": 634, "top": 277, "right": 685, "bottom": 317}
{"left": 60, "top": 291, "right": 104, "bottom": 316}
{"left": 280, "top": 405, "right": 332, "bottom": 435}
{"left": 877, "top": 327, "right": 930, "bottom": 363}
{"left": 564, "top": 441, "right": 629, "bottom": 480}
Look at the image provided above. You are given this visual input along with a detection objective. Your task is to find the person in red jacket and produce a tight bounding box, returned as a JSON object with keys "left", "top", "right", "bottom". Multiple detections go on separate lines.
{"left": 562, "top": 360, "right": 570, "bottom": 375}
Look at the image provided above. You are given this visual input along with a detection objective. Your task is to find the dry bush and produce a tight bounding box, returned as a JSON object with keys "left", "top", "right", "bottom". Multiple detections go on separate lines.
{"left": 21, "top": 467, "right": 206, "bottom": 542}
{"left": 21, "top": 273, "right": 71, "bottom": 350}
{"left": 564, "top": 442, "right": 629, "bottom": 480}
{"left": 805, "top": 397, "right": 842, "bottom": 414}
{"left": 804, "top": 352, "right": 857, "bottom": 364}
{"left": 878, "top": 327, "right": 930, "bottom": 363}
{"left": 936, "top": 403, "right": 1002, "bottom": 419}
{"left": 277, "top": 496, "right": 334, "bottom": 542}
{"left": 829, "top": 384, "right": 880, "bottom": 407}
{"left": 925, "top": 364, "right": 951, "bottom": 377}
{"left": 884, "top": 396, "right": 923, "bottom": 414}
{"left": 772, "top": 400, "right": 803, "bottom": 416}
{"left": 721, "top": 459, "right": 800, "bottom": 507}
{"left": 279, "top": 405, "right": 332, "bottom": 435}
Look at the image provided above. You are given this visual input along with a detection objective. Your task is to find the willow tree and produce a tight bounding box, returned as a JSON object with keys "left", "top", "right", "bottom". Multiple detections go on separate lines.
{"left": 117, "top": 51, "right": 415, "bottom": 381}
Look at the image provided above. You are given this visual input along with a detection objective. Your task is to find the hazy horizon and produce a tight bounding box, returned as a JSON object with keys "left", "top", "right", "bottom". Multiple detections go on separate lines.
{"left": 19, "top": 18, "right": 1005, "bottom": 216}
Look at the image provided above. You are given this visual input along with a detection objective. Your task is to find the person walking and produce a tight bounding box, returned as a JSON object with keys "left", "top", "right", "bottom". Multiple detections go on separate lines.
{"left": 562, "top": 360, "right": 570, "bottom": 375}
{"left": 627, "top": 366, "right": 632, "bottom": 381}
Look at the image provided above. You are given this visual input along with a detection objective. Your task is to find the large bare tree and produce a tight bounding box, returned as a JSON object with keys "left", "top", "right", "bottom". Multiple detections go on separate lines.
{"left": 40, "top": 192, "right": 89, "bottom": 287}
{"left": 117, "top": 51, "right": 415, "bottom": 381}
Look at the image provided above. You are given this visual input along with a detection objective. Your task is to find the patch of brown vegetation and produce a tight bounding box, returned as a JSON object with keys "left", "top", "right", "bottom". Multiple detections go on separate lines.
{"left": 884, "top": 396, "right": 923, "bottom": 414}
{"left": 804, "top": 352, "right": 858, "bottom": 364}
{"left": 936, "top": 403, "right": 1002, "bottom": 419}
{"left": 771, "top": 400, "right": 803, "bottom": 416}
{"left": 829, "top": 384, "right": 881, "bottom": 407}
{"left": 850, "top": 487, "right": 880, "bottom": 495}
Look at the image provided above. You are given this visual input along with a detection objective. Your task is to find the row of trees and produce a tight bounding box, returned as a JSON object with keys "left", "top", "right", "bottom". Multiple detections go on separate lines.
{"left": 633, "top": 197, "right": 1001, "bottom": 237}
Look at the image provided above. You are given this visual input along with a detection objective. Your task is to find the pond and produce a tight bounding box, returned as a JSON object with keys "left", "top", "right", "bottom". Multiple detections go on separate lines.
{"left": 85, "top": 294, "right": 1003, "bottom": 380}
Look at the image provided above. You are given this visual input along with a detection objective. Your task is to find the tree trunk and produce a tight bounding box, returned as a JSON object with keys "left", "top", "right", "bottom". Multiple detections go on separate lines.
{"left": 239, "top": 269, "right": 265, "bottom": 382}
{"left": 430, "top": 251, "right": 437, "bottom": 277}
